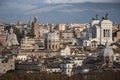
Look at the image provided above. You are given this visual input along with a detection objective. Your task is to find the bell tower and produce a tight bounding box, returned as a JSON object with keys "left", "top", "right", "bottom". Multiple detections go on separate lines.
{"left": 32, "top": 16, "right": 39, "bottom": 38}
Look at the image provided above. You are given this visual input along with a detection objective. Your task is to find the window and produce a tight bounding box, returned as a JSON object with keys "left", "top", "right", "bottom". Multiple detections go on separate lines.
{"left": 105, "top": 30, "right": 107, "bottom": 37}
{"left": 68, "top": 65, "right": 69, "bottom": 68}
{"left": 67, "top": 36, "right": 70, "bottom": 39}
{"left": 3, "top": 69, "right": 5, "bottom": 72}
{"left": 108, "top": 29, "right": 110, "bottom": 37}
{"left": 56, "top": 45, "right": 58, "bottom": 49}
{"left": 68, "top": 70, "right": 69, "bottom": 72}
{"left": 3, "top": 65, "right": 6, "bottom": 67}
{"left": 55, "top": 70, "right": 56, "bottom": 72}
{"left": 49, "top": 44, "right": 51, "bottom": 49}
{"left": 104, "top": 29, "right": 110, "bottom": 37}
{"left": 107, "top": 29, "right": 109, "bottom": 37}
{"left": 103, "top": 29, "right": 105, "bottom": 37}
{"left": 52, "top": 45, "right": 54, "bottom": 49}
{"left": 92, "top": 43, "right": 94, "bottom": 47}
{"left": 62, "top": 36, "right": 64, "bottom": 38}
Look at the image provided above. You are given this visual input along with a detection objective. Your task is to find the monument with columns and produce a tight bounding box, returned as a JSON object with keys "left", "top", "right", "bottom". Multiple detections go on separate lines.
{"left": 83, "top": 14, "right": 113, "bottom": 47}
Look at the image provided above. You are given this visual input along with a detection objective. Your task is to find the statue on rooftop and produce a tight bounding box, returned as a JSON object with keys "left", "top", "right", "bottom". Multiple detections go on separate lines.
{"left": 105, "top": 13, "right": 109, "bottom": 20}
{"left": 92, "top": 14, "right": 99, "bottom": 20}
{"left": 92, "top": 18, "right": 95, "bottom": 20}
{"left": 96, "top": 14, "right": 98, "bottom": 20}
{"left": 102, "top": 13, "right": 109, "bottom": 20}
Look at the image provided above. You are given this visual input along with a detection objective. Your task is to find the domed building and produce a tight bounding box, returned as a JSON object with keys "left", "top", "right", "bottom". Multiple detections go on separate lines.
{"left": 100, "top": 41, "right": 114, "bottom": 65}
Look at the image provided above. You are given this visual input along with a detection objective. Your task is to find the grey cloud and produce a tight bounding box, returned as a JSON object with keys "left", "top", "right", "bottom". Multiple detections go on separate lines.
{"left": 58, "top": 8, "right": 88, "bottom": 13}
{"left": 0, "top": 0, "right": 43, "bottom": 4}
{"left": 24, "top": 4, "right": 72, "bottom": 15}
{"left": 0, "top": 0, "right": 6, "bottom": 6}
{"left": 93, "top": 8, "right": 115, "bottom": 12}
{"left": 0, "top": 0, "right": 39, "bottom": 12}
{"left": 44, "top": 0, "right": 120, "bottom": 3}
{"left": 0, "top": 2, "right": 37, "bottom": 11}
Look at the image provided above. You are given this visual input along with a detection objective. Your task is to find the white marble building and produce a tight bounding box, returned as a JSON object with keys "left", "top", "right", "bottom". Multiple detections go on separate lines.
{"left": 6, "top": 27, "right": 19, "bottom": 46}
{"left": 60, "top": 46, "right": 71, "bottom": 56}
{"left": 83, "top": 14, "right": 113, "bottom": 47}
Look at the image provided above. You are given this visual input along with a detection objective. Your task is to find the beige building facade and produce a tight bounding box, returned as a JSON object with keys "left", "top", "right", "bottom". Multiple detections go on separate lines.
{"left": 47, "top": 31, "right": 60, "bottom": 51}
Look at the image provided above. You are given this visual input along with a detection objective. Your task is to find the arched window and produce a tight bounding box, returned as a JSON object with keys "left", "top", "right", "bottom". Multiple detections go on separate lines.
{"left": 108, "top": 29, "right": 110, "bottom": 37}
{"left": 105, "top": 29, "right": 107, "bottom": 37}
{"left": 49, "top": 44, "right": 51, "bottom": 49}
{"left": 56, "top": 45, "right": 58, "bottom": 49}
{"left": 52, "top": 45, "right": 54, "bottom": 49}
{"left": 106, "top": 29, "right": 108, "bottom": 37}
{"left": 103, "top": 29, "right": 105, "bottom": 37}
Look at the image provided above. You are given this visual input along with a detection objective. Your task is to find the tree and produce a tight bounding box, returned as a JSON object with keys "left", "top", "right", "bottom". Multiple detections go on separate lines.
{"left": 26, "top": 32, "right": 35, "bottom": 38}
{"left": 13, "top": 27, "right": 24, "bottom": 39}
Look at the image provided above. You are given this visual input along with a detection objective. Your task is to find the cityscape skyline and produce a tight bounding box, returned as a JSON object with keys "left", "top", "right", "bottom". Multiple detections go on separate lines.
{"left": 0, "top": 0, "right": 120, "bottom": 24}
{"left": 0, "top": 1, "right": 120, "bottom": 79}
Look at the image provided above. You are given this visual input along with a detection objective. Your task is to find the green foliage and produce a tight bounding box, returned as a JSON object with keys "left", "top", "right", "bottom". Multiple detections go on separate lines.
{"left": 26, "top": 32, "right": 35, "bottom": 38}
{"left": 13, "top": 27, "right": 24, "bottom": 39}
{"left": 4, "top": 26, "right": 24, "bottom": 39}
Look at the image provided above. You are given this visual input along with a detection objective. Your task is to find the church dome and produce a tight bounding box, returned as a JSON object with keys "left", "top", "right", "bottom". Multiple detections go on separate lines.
{"left": 100, "top": 41, "right": 114, "bottom": 57}
{"left": 100, "top": 48, "right": 114, "bottom": 57}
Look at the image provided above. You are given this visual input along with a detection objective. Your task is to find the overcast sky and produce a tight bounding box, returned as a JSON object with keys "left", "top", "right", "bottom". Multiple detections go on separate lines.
{"left": 0, "top": 0, "right": 120, "bottom": 24}
{"left": 44, "top": 0, "right": 120, "bottom": 3}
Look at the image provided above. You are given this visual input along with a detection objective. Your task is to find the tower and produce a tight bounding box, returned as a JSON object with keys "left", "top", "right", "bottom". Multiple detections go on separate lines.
{"left": 100, "top": 14, "right": 113, "bottom": 45}
{"left": 32, "top": 16, "right": 39, "bottom": 38}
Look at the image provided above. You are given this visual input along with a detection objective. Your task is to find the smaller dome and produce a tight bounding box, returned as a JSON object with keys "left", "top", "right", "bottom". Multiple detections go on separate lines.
{"left": 100, "top": 41, "right": 114, "bottom": 57}
{"left": 100, "top": 48, "right": 114, "bottom": 57}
